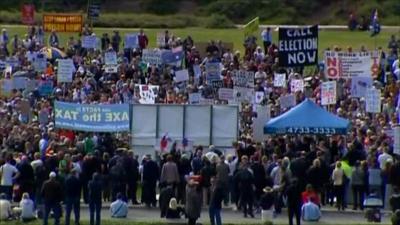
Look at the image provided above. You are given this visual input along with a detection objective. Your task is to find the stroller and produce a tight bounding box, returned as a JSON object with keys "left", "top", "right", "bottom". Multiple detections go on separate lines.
{"left": 364, "top": 193, "right": 383, "bottom": 222}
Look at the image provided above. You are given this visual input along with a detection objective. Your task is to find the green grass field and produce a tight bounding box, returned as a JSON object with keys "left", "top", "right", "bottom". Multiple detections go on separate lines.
{"left": 1, "top": 25, "right": 399, "bottom": 56}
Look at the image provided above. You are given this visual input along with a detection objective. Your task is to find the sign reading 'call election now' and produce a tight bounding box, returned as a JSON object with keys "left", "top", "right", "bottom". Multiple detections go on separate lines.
{"left": 54, "top": 101, "right": 130, "bottom": 132}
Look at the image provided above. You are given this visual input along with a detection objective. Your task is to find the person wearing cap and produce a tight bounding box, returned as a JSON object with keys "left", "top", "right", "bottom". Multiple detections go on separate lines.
{"left": 64, "top": 169, "right": 81, "bottom": 225}
{"left": 110, "top": 193, "right": 128, "bottom": 218}
{"left": 41, "top": 171, "right": 63, "bottom": 225}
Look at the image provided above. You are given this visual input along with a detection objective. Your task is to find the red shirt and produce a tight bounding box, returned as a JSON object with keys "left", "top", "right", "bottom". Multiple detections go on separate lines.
{"left": 301, "top": 190, "right": 320, "bottom": 205}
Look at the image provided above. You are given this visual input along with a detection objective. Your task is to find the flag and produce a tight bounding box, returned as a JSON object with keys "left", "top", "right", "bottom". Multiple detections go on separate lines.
{"left": 244, "top": 17, "right": 259, "bottom": 38}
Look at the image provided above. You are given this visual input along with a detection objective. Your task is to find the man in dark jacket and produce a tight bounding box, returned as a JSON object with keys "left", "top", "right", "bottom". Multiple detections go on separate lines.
{"left": 124, "top": 150, "right": 139, "bottom": 204}
{"left": 65, "top": 169, "right": 82, "bottom": 225}
{"left": 235, "top": 156, "right": 255, "bottom": 218}
{"left": 16, "top": 156, "right": 34, "bottom": 201}
{"left": 286, "top": 178, "right": 303, "bottom": 225}
{"left": 41, "top": 171, "right": 63, "bottom": 225}
{"left": 290, "top": 152, "right": 308, "bottom": 191}
{"left": 88, "top": 173, "right": 102, "bottom": 225}
{"left": 142, "top": 154, "right": 159, "bottom": 207}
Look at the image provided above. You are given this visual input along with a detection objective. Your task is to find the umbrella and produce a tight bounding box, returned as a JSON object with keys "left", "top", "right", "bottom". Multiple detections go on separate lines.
{"left": 40, "top": 47, "right": 66, "bottom": 60}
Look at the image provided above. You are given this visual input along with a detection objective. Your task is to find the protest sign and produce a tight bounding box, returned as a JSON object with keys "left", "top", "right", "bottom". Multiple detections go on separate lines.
{"left": 105, "top": 51, "right": 117, "bottom": 65}
{"left": 88, "top": 3, "right": 101, "bottom": 19}
{"left": 124, "top": 34, "right": 139, "bottom": 49}
{"left": 142, "top": 49, "right": 162, "bottom": 65}
{"left": 175, "top": 69, "right": 189, "bottom": 83}
{"left": 161, "top": 47, "right": 184, "bottom": 65}
{"left": 82, "top": 36, "right": 97, "bottom": 49}
{"left": 280, "top": 94, "right": 296, "bottom": 110}
{"left": 189, "top": 93, "right": 201, "bottom": 104}
{"left": 43, "top": 14, "right": 82, "bottom": 32}
{"left": 365, "top": 88, "right": 381, "bottom": 113}
{"left": 324, "top": 51, "right": 380, "bottom": 79}
{"left": 274, "top": 73, "right": 286, "bottom": 87}
{"left": 193, "top": 65, "right": 201, "bottom": 79}
{"left": 57, "top": 59, "right": 73, "bottom": 83}
{"left": 21, "top": 4, "right": 35, "bottom": 25}
{"left": 255, "top": 91, "right": 265, "bottom": 104}
{"left": 233, "top": 87, "right": 254, "bottom": 103}
{"left": 13, "top": 77, "right": 27, "bottom": 90}
{"left": 278, "top": 25, "right": 318, "bottom": 67}
{"left": 211, "top": 80, "right": 223, "bottom": 91}
{"left": 34, "top": 53, "right": 47, "bottom": 73}
{"left": 253, "top": 105, "right": 270, "bottom": 142}
{"left": 1, "top": 79, "right": 13, "bottom": 97}
{"left": 199, "top": 98, "right": 214, "bottom": 105}
{"left": 232, "top": 70, "right": 254, "bottom": 88}
{"left": 39, "top": 109, "right": 49, "bottom": 125}
{"left": 206, "top": 63, "right": 221, "bottom": 82}
{"left": 218, "top": 88, "right": 234, "bottom": 101}
{"left": 290, "top": 79, "right": 304, "bottom": 93}
{"left": 351, "top": 77, "right": 373, "bottom": 98}
{"left": 394, "top": 127, "right": 400, "bottom": 155}
{"left": 321, "top": 81, "right": 337, "bottom": 105}
{"left": 38, "top": 80, "right": 54, "bottom": 96}
{"left": 244, "top": 17, "right": 259, "bottom": 38}
{"left": 135, "top": 84, "right": 159, "bottom": 104}
{"left": 156, "top": 33, "right": 165, "bottom": 47}
{"left": 26, "top": 79, "right": 38, "bottom": 92}
{"left": 54, "top": 101, "right": 130, "bottom": 132}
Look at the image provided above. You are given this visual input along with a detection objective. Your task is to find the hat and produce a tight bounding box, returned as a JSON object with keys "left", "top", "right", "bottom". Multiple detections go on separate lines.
{"left": 49, "top": 171, "right": 56, "bottom": 178}
{"left": 263, "top": 186, "right": 273, "bottom": 193}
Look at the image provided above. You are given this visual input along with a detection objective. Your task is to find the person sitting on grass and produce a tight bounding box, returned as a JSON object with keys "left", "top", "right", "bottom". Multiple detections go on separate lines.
{"left": 13, "top": 192, "right": 36, "bottom": 222}
{"left": 0, "top": 193, "right": 13, "bottom": 221}
{"left": 166, "top": 198, "right": 185, "bottom": 219}
{"left": 110, "top": 193, "right": 128, "bottom": 218}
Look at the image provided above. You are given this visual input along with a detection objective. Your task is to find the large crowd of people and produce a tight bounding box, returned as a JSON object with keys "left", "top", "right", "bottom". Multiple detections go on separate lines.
{"left": 0, "top": 23, "right": 399, "bottom": 225}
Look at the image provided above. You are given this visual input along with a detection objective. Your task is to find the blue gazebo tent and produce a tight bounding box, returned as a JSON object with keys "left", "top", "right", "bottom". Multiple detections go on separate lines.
{"left": 264, "top": 98, "right": 350, "bottom": 135}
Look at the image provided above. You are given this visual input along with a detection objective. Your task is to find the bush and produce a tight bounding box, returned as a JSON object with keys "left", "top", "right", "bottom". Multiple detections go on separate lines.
{"left": 206, "top": 14, "right": 234, "bottom": 28}
{"left": 140, "top": 0, "right": 181, "bottom": 15}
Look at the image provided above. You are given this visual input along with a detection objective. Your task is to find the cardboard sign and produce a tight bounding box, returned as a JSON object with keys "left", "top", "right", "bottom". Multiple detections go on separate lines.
{"left": 278, "top": 25, "right": 318, "bottom": 67}
{"left": 351, "top": 77, "right": 373, "bottom": 98}
{"left": 157, "top": 33, "right": 165, "bottom": 47}
{"left": 189, "top": 93, "right": 201, "bottom": 104}
{"left": 290, "top": 79, "right": 304, "bottom": 93}
{"left": 365, "top": 88, "right": 381, "bottom": 113}
{"left": 324, "top": 51, "right": 380, "bottom": 79}
{"left": 124, "top": 34, "right": 139, "bottom": 49}
{"left": 280, "top": 94, "right": 296, "bottom": 110}
{"left": 34, "top": 53, "right": 47, "bottom": 73}
{"left": 233, "top": 87, "right": 254, "bottom": 103}
{"left": 135, "top": 84, "right": 159, "bottom": 104}
{"left": 175, "top": 69, "right": 189, "bottom": 83}
{"left": 321, "top": 81, "right": 337, "bottom": 105}
{"left": 206, "top": 63, "right": 221, "bottom": 82}
{"left": 274, "top": 73, "right": 286, "bottom": 87}
{"left": 142, "top": 49, "right": 162, "bottom": 65}
{"left": 82, "top": 36, "right": 97, "bottom": 49}
{"left": 57, "top": 59, "right": 73, "bottom": 83}
{"left": 218, "top": 88, "right": 234, "bottom": 101}
{"left": 232, "top": 70, "right": 254, "bottom": 88}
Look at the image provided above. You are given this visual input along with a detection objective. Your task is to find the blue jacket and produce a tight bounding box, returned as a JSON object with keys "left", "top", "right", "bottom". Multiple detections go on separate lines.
{"left": 302, "top": 201, "right": 321, "bottom": 221}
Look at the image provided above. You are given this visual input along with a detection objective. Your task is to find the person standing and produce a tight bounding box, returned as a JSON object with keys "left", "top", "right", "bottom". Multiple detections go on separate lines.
{"left": 65, "top": 169, "right": 82, "bottom": 225}
{"left": 48, "top": 30, "right": 59, "bottom": 47}
{"left": 111, "top": 30, "right": 121, "bottom": 53}
{"left": 235, "top": 155, "right": 255, "bottom": 218}
{"left": 142, "top": 154, "right": 159, "bottom": 207}
{"left": 261, "top": 27, "right": 272, "bottom": 53}
{"left": 138, "top": 29, "right": 149, "bottom": 50}
{"left": 0, "top": 155, "right": 20, "bottom": 200}
{"left": 209, "top": 177, "right": 224, "bottom": 225}
{"left": 160, "top": 155, "right": 180, "bottom": 192}
{"left": 351, "top": 161, "right": 365, "bottom": 210}
{"left": 124, "top": 150, "right": 139, "bottom": 205}
{"left": 286, "top": 178, "right": 302, "bottom": 225}
{"left": 332, "top": 161, "right": 345, "bottom": 211}
{"left": 88, "top": 173, "right": 103, "bottom": 225}
{"left": 186, "top": 176, "right": 202, "bottom": 225}
{"left": 41, "top": 172, "right": 63, "bottom": 225}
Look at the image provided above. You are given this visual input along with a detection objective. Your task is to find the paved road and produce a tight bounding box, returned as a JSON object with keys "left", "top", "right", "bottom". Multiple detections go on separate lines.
{"left": 66, "top": 205, "right": 392, "bottom": 224}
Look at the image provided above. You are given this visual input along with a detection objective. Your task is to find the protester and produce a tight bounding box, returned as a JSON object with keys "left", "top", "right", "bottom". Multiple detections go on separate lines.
{"left": 64, "top": 169, "right": 81, "bottom": 225}
{"left": 185, "top": 176, "right": 202, "bottom": 225}
{"left": 301, "top": 198, "right": 321, "bottom": 222}
{"left": 16, "top": 192, "right": 36, "bottom": 222}
{"left": 0, "top": 193, "right": 12, "bottom": 220}
{"left": 209, "top": 177, "right": 224, "bottom": 225}
{"left": 0, "top": 154, "right": 20, "bottom": 200}
{"left": 41, "top": 172, "right": 63, "bottom": 225}
{"left": 165, "top": 197, "right": 185, "bottom": 219}
{"left": 286, "top": 178, "right": 302, "bottom": 225}
{"left": 88, "top": 173, "right": 103, "bottom": 225}
{"left": 110, "top": 193, "right": 128, "bottom": 218}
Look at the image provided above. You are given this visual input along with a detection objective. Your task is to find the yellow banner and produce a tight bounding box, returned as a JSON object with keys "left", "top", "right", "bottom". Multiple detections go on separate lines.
{"left": 244, "top": 17, "right": 259, "bottom": 37}
{"left": 43, "top": 13, "right": 83, "bottom": 32}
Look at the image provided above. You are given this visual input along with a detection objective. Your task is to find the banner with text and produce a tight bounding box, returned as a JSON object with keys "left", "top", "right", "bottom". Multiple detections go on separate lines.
{"left": 321, "top": 81, "right": 337, "bottom": 105}
{"left": 324, "top": 51, "right": 380, "bottom": 79}
{"left": 54, "top": 101, "right": 130, "bottom": 132}
{"left": 278, "top": 25, "right": 318, "bottom": 67}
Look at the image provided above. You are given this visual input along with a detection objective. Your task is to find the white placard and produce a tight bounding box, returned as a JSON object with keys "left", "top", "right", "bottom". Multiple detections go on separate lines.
{"left": 105, "top": 51, "right": 117, "bottom": 65}
{"left": 82, "top": 36, "right": 97, "bottom": 49}
{"left": 253, "top": 105, "right": 270, "bottom": 142}
{"left": 274, "top": 73, "right": 286, "bottom": 87}
{"left": 142, "top": 49, "right": 162, "bottom": 65}
{"left": 124, "top": 34, "right": 139, "bottom": 49}
{"left": 321, "top": 81, "right": 337, "bottom": 105}
{"left": 57, "top": 59, "right": 73, "bottom": 83}
{"left": 394, "top": 127, "right": 400, "bottom": 155}
{"left": 255, "top": 91, "right": 265, "bottom": 104}
{"left": 175, "top": 69, "right": 189, "bottom": 83}
{"left": 290, "top": 79, "right": 304, "bottom": 93}
{"left": 157, "top": 33, "right": 165, "bottom": 47}
{"left": 365, "top": 88, "right": 381, "bottom": 113}
{"left": 232, "top": 70, "right": 254, "bottom": 88}
{"left": 34, "top": 53, "right": 47, "bottom": 72}
{"left": 218, "top": 88, "right": 234, "bottom": 101}
{"left": 233, "top": 87, "right": 254, "bottom": 103}
{"left": 135, "top": 84, "right": 159, "bottom": 104}
{"left": 189, "top": 93, "right": 201, "bottom": 104}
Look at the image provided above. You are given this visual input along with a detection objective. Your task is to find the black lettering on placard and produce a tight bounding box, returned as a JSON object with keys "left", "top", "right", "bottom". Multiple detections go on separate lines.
{"left": 278, "top": 25, "right": 318, "bottom": 67}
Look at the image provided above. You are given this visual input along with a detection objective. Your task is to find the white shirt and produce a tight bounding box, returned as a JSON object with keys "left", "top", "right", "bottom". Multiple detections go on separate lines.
{"left": 0, "top": 163, "right": 18, "bottom": 186}
{"left": 0, "top": 199, "right": 11, "bottom": 220}
{"left": 20, "top": 199, "right": 35, "bottom": 219}
{"left": 378, "top": 152, "right": 393, "bottom": 170}
{"left": 31, "top": 159, "right": 43, "bottom": 171}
